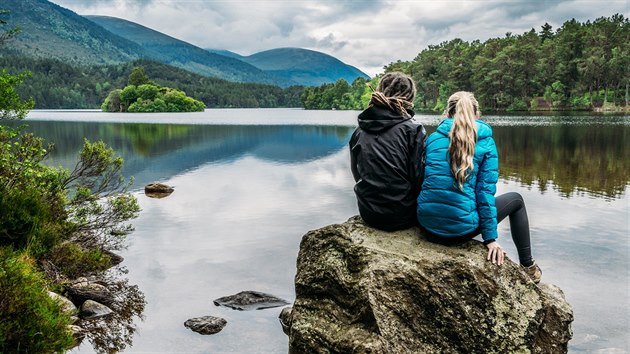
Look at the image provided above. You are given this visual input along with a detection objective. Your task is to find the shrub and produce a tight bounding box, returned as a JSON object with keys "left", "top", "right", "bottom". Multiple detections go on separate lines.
{"left": 101, "top": 89, "right": 122, "bottom": 112}
{"left": 47, "top": 242, "right": 112, "bottom": 279}
{"left": 0, "top": 249, "right": 74, "bottom": 353}
{"left": 507, "top": 98, "right": 528, "bottom": 111}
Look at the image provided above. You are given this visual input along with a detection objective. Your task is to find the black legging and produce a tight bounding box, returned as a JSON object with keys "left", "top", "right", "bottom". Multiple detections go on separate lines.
{"left": 424, "top": 192, "right": 534, "bottom": 266}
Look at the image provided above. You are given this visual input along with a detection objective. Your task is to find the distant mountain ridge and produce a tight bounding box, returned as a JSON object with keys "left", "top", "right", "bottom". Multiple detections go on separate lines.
{"left": 84, "top": 15, "right": 282, "bottom": 85}
{"left": 2, "top": 0, "right": 147, "bottom": 64}
{"left": 2, "top": 0, "right": 370, "bottom": 87}
{"left": 241, "top": 48, "right": 369, "bottom": 86}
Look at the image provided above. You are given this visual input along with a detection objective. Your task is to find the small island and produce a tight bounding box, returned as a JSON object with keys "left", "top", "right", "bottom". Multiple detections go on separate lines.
{"left": 101, "top": 67, "right": 206, "bottom": 113}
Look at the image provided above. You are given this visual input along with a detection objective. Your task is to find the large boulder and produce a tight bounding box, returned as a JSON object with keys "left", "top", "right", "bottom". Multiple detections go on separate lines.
{"left": 289, "top": 216, "right": 573, "bottom": 354}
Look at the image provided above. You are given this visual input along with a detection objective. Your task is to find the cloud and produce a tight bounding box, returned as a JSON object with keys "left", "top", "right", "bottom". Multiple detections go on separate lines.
{"left": 50, "top": 0, "right": 629, "bottom": 76}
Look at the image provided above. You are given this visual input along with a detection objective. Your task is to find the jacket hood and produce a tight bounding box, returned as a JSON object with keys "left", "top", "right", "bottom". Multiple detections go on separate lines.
{"left": 357, "top": 105, "right": 414, "bottom": 133}
{"left": 436, "top": 118, "right": 493, "bottom": 139}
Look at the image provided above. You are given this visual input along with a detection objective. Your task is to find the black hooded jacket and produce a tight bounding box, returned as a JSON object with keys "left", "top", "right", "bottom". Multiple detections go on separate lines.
{"left": 349, "top": 104, "right": 427, "bottom": 231}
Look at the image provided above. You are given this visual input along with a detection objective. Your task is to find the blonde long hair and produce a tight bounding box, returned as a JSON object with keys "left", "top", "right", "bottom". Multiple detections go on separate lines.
{"left": 446, "top": 91, "right": 479, "bottom": 190}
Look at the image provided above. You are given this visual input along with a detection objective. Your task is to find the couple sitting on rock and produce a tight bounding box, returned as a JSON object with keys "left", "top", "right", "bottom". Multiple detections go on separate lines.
{"left": 349, "top": 72, "right": 542, "bottom": 283}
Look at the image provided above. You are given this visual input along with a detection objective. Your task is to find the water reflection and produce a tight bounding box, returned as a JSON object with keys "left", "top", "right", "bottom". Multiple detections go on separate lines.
{"left": 6, "top": 121, "right": 628, "bottom": 199}
{"left": 494, "top": 125, "right": 629, "bottom": 199}
{"left": 75, "top": 274, "right": 146, "bottom": 354}
{"left": 4, "top": 122, "right": 355, "bottom": 189}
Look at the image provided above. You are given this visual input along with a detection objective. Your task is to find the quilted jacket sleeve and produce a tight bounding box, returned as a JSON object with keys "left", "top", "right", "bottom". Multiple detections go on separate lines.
{"left": 475, "top": 137, "right": 499, "bottom": 241}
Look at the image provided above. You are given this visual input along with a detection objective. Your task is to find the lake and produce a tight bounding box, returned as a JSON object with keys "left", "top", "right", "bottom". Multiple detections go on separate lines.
{"left": 10, "top": 109, "right": 630, "bottom": 353}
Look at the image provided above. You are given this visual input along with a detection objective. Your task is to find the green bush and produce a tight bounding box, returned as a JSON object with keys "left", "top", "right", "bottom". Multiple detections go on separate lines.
{"left": 0, "top": 249, "right": 74, "bottom": 353}
{"left": 101, "top": 88, "right": 122, "bottom": 112}
{"left": 102, "top": 67, "right": 205, "bottom": 112}
{"left": 0, "top": 127, "right": 70, "bottom": 257}
{"left": 136, "top": 84, "right": 159, "bottom": 101}
{"left": 507, "top": 98, "right": 528, "bottom": 111}
{"left": 570, "top": 93, "right": 591, "bottom": 109}
{"left": 47, "top": 242, "right": 112, "bottom": 279}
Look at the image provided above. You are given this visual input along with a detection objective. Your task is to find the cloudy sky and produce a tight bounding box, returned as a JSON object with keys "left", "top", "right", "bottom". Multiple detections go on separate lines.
{"left": 49, "top": 0, "right": 628, "bottom": 76}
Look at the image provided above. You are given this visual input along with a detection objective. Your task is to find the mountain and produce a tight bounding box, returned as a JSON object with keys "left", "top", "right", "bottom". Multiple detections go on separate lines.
{"left": 84, "top": 15, "right": 282, "bottom": 85}
{"left": 1, "top": 0, "right": 148, "bottom": 64}
{"left": 2, "top": 0, "right": 369, "bottom": 87}
{"left": 240, "top": 48, "right": 370, "bottom": 86}
{"left": 205, "top": 49, "right": 244, "bottom": 60}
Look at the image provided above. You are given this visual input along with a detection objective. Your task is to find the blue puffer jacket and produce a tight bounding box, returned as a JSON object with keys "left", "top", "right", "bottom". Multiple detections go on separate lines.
{"left": 417, "top": 118, "right": 499, "bottom": 242}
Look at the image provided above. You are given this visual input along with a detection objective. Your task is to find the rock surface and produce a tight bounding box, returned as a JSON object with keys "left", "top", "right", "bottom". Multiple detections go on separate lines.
{"left": 81, "top": 300, "right": 113, "bottom": 319}
{"left": 48, "top": 291, "right": 78, "bottom": 316}
{"left": 279, "top": 306, "right": 293, "bottom": 335}
{"left": 144, "top": 183, "right": 174, "bottom": 198}
{"left": 66, "top": 279, "right": 114, "bottom": 307}
{"left": 184, "top": 316, "right": 227, "bottom": 335}
{"left": 214, "top": 291, "right": 289, "bottom": 311}
{"left": 289, "top": 216, "right": 574, "bottom": 354}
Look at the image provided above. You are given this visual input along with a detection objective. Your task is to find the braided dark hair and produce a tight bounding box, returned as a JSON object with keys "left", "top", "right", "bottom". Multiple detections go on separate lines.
{"left": 370, "top": 72, "right": 416, "bottom": 117}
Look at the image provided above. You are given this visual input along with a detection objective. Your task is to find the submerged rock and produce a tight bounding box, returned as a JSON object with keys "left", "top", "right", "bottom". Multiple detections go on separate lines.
{"left": 81, "top": 300, "right": 113, "bottom": 319}
{"left": 214, "top": 291, "right": 289, "bottom": 311}
{"left": 279, "top": 306, "right": 293, "bottom": 335}
{"left": 289, "top": 216, "right": 574, "bottom": 354}
{"left": 144, "top": 183, "right": 174, "bottom": 198}
{"left": 184, "top": 316, "right": 227, "bottom": 335}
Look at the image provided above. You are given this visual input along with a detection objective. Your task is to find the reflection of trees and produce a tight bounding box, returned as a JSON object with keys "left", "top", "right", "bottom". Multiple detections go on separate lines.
{"left": 494, "top": 125, "right": 629, "bottom": 198}
{"left": 75, "top": 273, "right": 146, "bottom": 354}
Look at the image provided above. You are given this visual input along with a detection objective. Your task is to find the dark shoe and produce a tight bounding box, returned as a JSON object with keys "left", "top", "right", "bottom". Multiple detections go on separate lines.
{"left": 523, "top": 262, "right": 542, "bottom": 284}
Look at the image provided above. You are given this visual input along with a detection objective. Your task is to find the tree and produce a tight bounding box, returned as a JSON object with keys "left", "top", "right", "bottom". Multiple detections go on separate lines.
{"left": 0, "top": 70, "right": 35, "bottom": 119}
{"left": 127, "top": 66, "right": 150, "bottom": 87}
{"left": 0, "top": 11, "right": 33, "bottom": 119}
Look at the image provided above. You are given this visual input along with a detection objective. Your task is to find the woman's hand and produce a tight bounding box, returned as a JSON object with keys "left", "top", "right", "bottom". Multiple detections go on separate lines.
{"left": 486, "top": 241, "right": 505, "bottom": 266}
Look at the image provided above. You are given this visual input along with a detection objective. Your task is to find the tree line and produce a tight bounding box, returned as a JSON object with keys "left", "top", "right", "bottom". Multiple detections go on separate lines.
{"left": 303, "top": 14, "right": 629, "bottom": 112}
{"left": 0, "top": 55, "right": 305, "bottom": 109}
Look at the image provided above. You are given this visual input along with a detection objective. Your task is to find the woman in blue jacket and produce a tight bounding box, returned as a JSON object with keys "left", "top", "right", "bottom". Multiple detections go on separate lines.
{"left": 417, "top": 91, "right": 541, "bottom": 283}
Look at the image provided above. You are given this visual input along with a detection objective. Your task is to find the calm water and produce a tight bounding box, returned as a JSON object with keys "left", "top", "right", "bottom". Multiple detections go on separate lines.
{"left": 11, "top": 109, "right": 630, "bottom": 353}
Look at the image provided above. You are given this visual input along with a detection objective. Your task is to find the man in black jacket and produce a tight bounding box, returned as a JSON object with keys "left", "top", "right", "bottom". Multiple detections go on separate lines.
{"left": 349, "top": 72, "right": 426, "bottom": 231}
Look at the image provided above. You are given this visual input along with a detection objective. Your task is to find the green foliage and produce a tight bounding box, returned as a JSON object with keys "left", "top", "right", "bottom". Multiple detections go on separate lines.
{"left": 0, "top": 127, "right": 68, "bottom": 256}
{"left": 136, "top": 83, "right": 159, "bottom": 101}
{"left": 119, "top": 85, "right": 139, "bottom": 110}
{"left": 304, "top": 14, "right": 628, "bottom": 112}
{"left": 302, "top": 77, "right": 373, "bottom": 110}
{"left": 104, "top": 68, "right": 206, "bottom": 112}
{"left": 62, "top": 140, "right": 140, "bottom": 251}
{"left": 0, "top": 56, "right": 304, "bottom": 109}
{"left": 47, "top": 242, "right": 112, "bottom": 279}
{"left": 101, "top": 88, "right": 122, "bottom": 112}
{"left": 128, "top": 66, "right": 150, "bottom": 87}
{"left": 544, "top": 81, "right": 567, "bottom": 108}
{"left": 507, "top": 98, "right": 528, "bottom": 111}
{"left": 0, "top": 250, "right": 74, "bottom": 353}
{"left": 0, "top": 70, "right": 35, "bottom": 119}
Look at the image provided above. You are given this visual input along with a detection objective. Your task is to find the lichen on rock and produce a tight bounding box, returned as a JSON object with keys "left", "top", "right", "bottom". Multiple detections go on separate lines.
{"left": 288, "top": 216, "right": 573, "bottom": 354}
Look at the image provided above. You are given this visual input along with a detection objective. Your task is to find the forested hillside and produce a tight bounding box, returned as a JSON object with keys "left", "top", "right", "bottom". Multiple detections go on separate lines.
{"left": 0, "top": 56, "right": 304, "bottom": 109}
{"left": 303, "top": 15, "right": 629, "bottom": 112}
{"left": 1, "top": 0, "right": 148, "bottom": 64}
{"left": 85, "top": 15, "right": 283, "bottom": 85}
